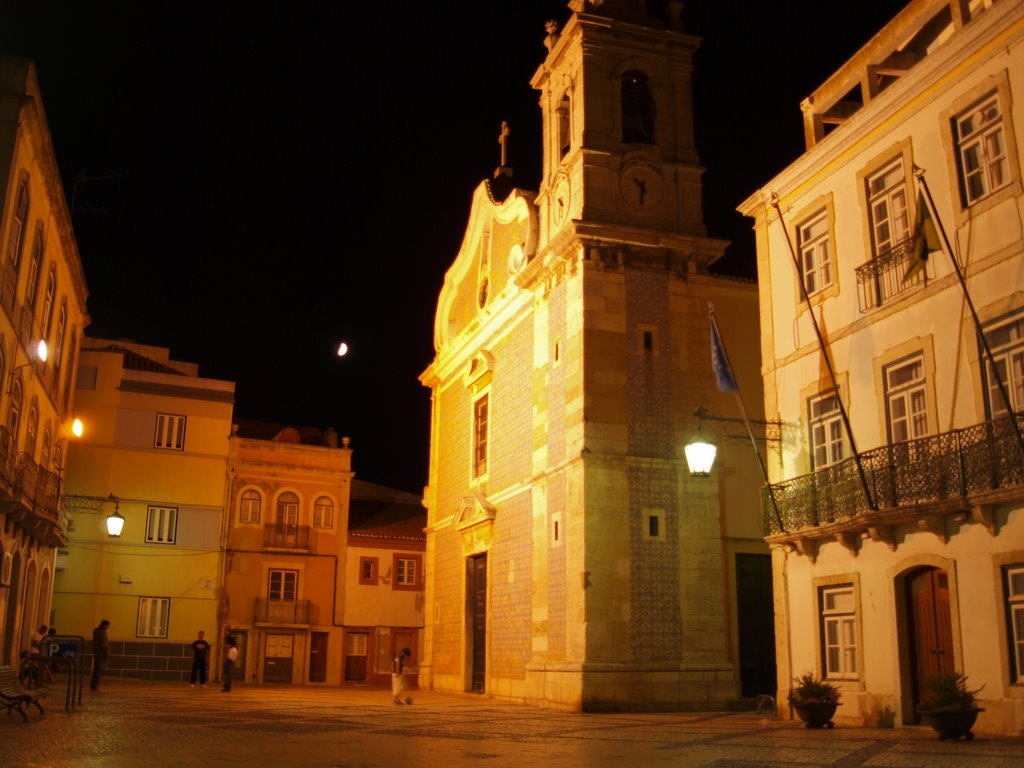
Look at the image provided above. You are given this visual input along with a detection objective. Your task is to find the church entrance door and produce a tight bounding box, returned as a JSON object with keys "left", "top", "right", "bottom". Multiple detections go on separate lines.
{"left": 468, "top": 554, "right": 487, "bottom": 692}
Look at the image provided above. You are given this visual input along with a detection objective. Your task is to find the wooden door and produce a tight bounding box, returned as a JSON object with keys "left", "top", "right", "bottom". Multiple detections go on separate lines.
{"left": 263, "top": 633, "right": 293, "bottom": 683}
{"left": 344, "top": 632, "right": 368, "bottom": 681}
{"left": 468, "top": 554, "right": 487, "bottom": 692}
{"left": 736, "top": 553, "right": 777, "bottom": 698}
{"left": 309, "top": 631, "right": 327, "bottom": 682}
{"left": 907, "top": 567, "right": 954, "bottom": 712}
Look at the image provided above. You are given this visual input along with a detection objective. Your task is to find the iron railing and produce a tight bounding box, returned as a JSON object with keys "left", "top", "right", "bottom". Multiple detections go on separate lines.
{"left": 264, "top": 523, "right": 314, "bottom": 549}
{"left": 854, "top": 238, "right": 925, "bottom": 312}
{"left": 254, "top": 598, "right": 317, "bottom": 625}
{"left": 763, "top": 412, "right": 1024, "bottom": 535}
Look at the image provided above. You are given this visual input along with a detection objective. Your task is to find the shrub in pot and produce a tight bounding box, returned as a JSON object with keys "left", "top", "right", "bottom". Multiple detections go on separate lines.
{"left": 788, "top": 671, "right": 841, "bottom": 729}
{"left": 917, "top": 672, "right": 984, "bottom": 741}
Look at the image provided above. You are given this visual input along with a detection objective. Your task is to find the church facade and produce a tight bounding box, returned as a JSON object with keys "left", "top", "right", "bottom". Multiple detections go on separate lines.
{"left": 420, "top": 1, "right": 770, "bottom": 711}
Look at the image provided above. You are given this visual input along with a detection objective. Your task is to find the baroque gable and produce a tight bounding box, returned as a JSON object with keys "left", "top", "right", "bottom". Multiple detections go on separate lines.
{"left": 433, "top": 181, "right": 538, "bottom": 350}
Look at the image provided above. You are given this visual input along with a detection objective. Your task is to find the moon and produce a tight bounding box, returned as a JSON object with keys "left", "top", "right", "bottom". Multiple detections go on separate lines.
{"left": 337, "top": 342, "right": 349, "bottom": 357}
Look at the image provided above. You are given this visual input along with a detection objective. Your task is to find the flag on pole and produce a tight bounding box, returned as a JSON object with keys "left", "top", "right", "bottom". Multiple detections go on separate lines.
{"left": 711, "top": 321, "right": 738, "bottom": 393}
{"left": 902, "top": 191, "right": 941, "bottom": 283}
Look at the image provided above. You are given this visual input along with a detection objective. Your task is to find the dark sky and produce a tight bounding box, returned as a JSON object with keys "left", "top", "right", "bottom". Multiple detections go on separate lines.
{"left": 0, "top": 1, "right": 907, "bottom": 493}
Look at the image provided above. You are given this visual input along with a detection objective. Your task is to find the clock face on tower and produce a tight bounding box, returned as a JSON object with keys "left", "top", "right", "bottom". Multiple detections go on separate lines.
{"left": 620, "top": 163, "right": 663, "bottom": 211}
{"left": 552, "top": 176, "right": 571, "bottom": 228}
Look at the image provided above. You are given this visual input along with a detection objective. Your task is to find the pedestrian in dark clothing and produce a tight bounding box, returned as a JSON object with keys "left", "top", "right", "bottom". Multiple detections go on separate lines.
{"left": 221, "top": 636, "right": 238, "bottom": 692}
{"left": 190, "top": 630, "right": 210, "bottom": 687}
{"left": 90, "top": 619, "right": 110, "bottom": 691}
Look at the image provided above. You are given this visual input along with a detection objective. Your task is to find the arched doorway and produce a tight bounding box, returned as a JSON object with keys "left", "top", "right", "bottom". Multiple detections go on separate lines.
{"left": 904, "top": 566, "right": 954, "bottom": 717}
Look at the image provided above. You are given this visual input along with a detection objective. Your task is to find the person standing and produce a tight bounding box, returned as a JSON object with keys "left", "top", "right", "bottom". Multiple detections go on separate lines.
{"left": 391, "top": 647, "right": 412, "bottom": 705}
{"left": 90, "top": 619, "right": 110, "bottom": 691}
{"left": 189, "top": 630, "right": 210, "bottom": 687}
{"left": 221, "top": 636, "right": 238, "bottom": 692}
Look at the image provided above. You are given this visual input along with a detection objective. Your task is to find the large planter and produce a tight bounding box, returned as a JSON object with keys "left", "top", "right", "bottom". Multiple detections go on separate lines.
{"left": 792, "top": 701, "right": 838, "bottom": 728}
{"left": 918, "top": 708, "right": 984, "bottom": 741}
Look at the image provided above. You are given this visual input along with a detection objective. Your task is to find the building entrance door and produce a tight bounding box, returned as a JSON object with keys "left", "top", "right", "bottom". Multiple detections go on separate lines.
{"left": 906, "top": 567, "right": 954, "bottom": 716}
{"left": 263, "top": 633, "right": 293, "bottom": 683}
{"left": 345, "top": 632, "right": 368, "bottom": 682}
{"left": 736, "top": 553, "right": 776, "bottom": 698}
{"left": 468, "top": 554, "right": 487, "bottom": 692}
{"left": 309, "top": 631, "right": 327, "bottom": 682}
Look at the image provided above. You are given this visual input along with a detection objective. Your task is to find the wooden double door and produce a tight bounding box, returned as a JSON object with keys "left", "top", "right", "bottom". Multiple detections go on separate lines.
{"left": 905, "top": 566, "right": 954, "bottom": 715}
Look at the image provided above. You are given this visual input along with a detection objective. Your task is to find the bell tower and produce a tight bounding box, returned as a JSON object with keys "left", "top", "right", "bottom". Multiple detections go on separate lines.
{"left": 531, "top": 0, "right": 708, "bottom": 250}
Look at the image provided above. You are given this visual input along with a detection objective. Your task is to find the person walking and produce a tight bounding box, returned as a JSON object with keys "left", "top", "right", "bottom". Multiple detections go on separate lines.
{"left": 90, "top": 619, "right": 110, "bottom": 691}
{"left": 190, "top": 630, "right": 210, "bottom": 687}
{"left": 391, "top": 647, "right": 413, "bottom": 705}
{"left": 221, "top": 636, "right": 238, "bottom": 692}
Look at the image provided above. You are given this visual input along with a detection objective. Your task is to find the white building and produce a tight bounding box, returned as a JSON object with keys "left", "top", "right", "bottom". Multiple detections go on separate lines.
{"left": 738, "top": 0, "right": 1024, "bottom": 735}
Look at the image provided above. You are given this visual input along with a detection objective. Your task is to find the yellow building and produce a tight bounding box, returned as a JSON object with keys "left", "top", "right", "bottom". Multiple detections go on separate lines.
{"left": 343, "top": 480, "right": 426, "bottom": 687}
{"left": 53, "top": 338, "right": 234, "bottom": 680}
{"left": 420, "top": 1, "right": 770, "bottom": 711}
{"left": 222, "top": 421, "right": 354, "bottom": 685}
{"left": 738, "top": 0, "right": 1024, "bottom": 735}
{"left": 0, "top": 56, "right": 89, "bottom": 667}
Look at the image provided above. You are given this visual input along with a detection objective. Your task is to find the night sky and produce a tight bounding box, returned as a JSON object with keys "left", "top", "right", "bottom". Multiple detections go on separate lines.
{"left": 1, "top": 1, "right": 908, "bottom": 493}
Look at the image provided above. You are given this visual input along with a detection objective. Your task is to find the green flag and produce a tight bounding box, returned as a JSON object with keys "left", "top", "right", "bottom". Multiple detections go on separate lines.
{"left": 903, "top": 191, "right": 940, "bottom": 283}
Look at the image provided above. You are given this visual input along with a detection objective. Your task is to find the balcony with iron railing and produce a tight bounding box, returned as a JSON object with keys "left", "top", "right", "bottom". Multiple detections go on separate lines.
{"left": 0, "top": 421, "right": 66, "bottom": 547}
{"left": 762, "top": 412, "right": 1024, "bottom": 556}
{"left": 263, "top": 523, "right": 314, "bottom": 550}
{"left": 854, "top": 238, "right": 926, "bottom": 312}
{"left": 254, "top": 598, "right": 318, "bottom": 625}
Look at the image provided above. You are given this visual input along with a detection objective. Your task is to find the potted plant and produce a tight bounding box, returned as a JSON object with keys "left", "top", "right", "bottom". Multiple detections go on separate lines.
{"left": 788, "top": 671, "right": 841, "bottom": 728}
{"left": 917, "top": 672, "right": 984, "bottom": 741}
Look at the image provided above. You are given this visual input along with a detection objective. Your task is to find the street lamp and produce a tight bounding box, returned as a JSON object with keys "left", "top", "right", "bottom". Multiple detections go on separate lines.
{"left": 684, "top": 428, "right": 717, "bottom": 476}
{"left": 106, "top": 494, "right": 124, "bottom": 537}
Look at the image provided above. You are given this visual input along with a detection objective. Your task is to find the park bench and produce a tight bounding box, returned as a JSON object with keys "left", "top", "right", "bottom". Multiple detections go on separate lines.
{"left": 0, "top": 665, "right": 46, "bottom": 721}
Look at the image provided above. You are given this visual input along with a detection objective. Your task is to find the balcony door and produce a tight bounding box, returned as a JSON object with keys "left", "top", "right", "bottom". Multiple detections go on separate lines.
{"left": 906, "top": 567, "right": 954, "bottom": 716}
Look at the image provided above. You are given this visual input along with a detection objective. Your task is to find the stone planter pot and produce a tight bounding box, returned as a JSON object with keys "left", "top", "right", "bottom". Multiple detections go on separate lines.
{"left": 918, "top": 708, "right": 983, "bottom": 741}
{"left": 792, "top": 701, "right": 838, "bottom": 728}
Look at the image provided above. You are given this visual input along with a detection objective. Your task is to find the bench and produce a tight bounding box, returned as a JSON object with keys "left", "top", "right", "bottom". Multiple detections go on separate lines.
{"left": 0, "top": 665, "right": 46, "bottom": 721}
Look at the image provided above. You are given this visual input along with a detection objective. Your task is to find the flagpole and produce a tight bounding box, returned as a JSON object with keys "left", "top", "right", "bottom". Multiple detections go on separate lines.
{"left": 707, "top": 302, "right": 786, "bottom": 533}
{"left": 769, "top": 193, "right": 877, "bottom": 512}
{"left": 913, "top": 167, "right": 1024, "bottom": 458}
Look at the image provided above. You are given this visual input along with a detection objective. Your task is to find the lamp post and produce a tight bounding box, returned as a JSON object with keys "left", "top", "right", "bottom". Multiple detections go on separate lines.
{"left": 106, "top": 494, "right": 124, "bottom": 537}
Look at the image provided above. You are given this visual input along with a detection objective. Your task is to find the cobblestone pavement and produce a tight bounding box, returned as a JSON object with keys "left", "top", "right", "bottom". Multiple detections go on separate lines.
{"left": 2, "top": 678, "right": 1022, "bottom": 767}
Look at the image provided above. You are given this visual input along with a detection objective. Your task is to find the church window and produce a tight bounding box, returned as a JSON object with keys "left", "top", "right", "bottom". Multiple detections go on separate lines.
{"left": 643, "top": 509, "right": 665, "bottom": 541}
{"left": 621, "top": 70, "right": 654, "bottom": 144}
{"left": 557, "top": 91, "right": 571, "bottom": 158}
{"left": 472, "top": 393, "right": 489, "bottom": 479}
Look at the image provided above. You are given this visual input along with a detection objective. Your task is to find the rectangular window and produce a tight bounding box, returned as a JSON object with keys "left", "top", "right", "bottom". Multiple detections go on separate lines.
{"left": 955, "top": 94, "right": 1009, "bottom": 206}
{"left": 145, "top": 506, "right": 177, "bottom": 544}
{"left": 797, "top": 210, "right": 832, "bottom": 295}
{"left": 393, "top": 554, "right": 422, "bottom": 591}
{"left": 885, "top": 355, "right": 929, "bottom": 443}
{"left": 984, "top": 313, "right": 1024, "bottom": 417}
{"left": 809, "top": 392, "right": 844, "bottom": 469}
{"left": 268, "top": 569, "right": 298, "bottom": 601}
{"left": 821, "top": 586, "right": 857, "bottom": 679}
{"left": 137, "top": 597, "right": 170, "bottom": 638}
{"left": 154, "top": 413, "right": 186, "bottom": 450}
{"left": 1008, "top": 566, "right": 1024, "bottom": 683}
{"left": 359, "top": 557, "right": 378, "bottom": 586}
{"left": 868, "top": 159, "right": 910, "bottom": 256}
{"left": 473, "top": 394, "right": 489, "bottom": 479}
